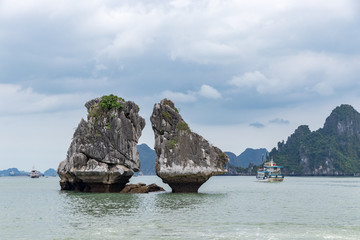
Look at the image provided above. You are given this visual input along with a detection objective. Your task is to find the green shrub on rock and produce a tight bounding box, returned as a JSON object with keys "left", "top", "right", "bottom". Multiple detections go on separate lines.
{"left": 168, "top": 139, "right": 176, "bottom": 149}
{"left": 100, "top": 94, "right": 124, "bottom": 110}
{"left": 162, "top": 110, "right": 171, "bottom": 122}
{"left": 176, "top": 121, "right": 190, "bottom": 132}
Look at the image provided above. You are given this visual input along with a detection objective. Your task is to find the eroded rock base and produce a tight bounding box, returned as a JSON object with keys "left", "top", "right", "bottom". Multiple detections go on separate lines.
{"left": 60, "top": 180, "right": 129, "bottom": 193}
{"left": 120, "top": 183, "right": 165, "bottom": 193}
{"left": 60, "top": 180, "right": 165, "bottom": 193}
{"left": 167, "top": 182, "right": 205, "bottom": 193}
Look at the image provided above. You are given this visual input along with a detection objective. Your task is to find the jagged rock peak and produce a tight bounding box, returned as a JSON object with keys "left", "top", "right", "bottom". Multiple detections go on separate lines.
{"left": 323, "top": 104, "right": 360, "bottom": 138}
{"left": 57, "top": 94, "right": 145, "bottom": 192}
{"left": 150, "top": 98, "right": 229, "bottom": 193}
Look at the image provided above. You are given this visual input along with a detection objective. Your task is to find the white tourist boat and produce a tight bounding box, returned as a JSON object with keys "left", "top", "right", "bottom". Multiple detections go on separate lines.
{"left": 256, "top": 158, "right": 284, "bottom": 182}
{"left": 29, "top": 169, "right": 40, "bottom": 178}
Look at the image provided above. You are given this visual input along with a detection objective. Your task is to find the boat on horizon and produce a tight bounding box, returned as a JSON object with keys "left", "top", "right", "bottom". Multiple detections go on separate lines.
{"left": 256, "top": 158, "right": 284, "bottom": 182}
{"left": 29, "top": 168, "right": 40, "bottom": 178}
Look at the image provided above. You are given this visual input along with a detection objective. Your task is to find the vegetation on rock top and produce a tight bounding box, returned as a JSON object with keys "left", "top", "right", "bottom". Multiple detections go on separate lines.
{"left": 89, "top": 94, "right": 125, "bottom": 119}
{"left": 99, "top": 94, "right": 124, "bottom": 110}
{"left": 162, "top": 98, "right": 179, "bottom": 113}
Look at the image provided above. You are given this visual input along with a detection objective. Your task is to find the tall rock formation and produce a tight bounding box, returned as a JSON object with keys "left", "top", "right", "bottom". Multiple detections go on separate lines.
{"left": 150, "top": 99, "right": 228, "bottom": 193}
{"left": 57, "top": 95, "right": 145, "bottom": 192}
{"left": 270, "top": 104, "right": 360, "bottom": 176}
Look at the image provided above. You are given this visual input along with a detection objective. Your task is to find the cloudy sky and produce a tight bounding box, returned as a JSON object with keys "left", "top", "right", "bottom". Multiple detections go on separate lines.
{"left": 1, "top": 0, "right": 360, "bottom": 171}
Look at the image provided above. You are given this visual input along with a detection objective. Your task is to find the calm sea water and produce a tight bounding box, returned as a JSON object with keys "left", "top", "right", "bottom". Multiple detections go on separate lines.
{"left": 0, "top": 176, "right": 359, "bottom": 240}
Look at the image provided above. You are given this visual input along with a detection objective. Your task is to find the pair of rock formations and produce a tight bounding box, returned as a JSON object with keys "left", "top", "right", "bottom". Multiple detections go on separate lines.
{"left": 57, "top": 95, "right": 228, "bottom": 193}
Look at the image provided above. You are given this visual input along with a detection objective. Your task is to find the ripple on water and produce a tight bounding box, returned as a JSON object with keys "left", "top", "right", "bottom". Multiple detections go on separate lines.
{"left": 0, "top": 176, "right": 359, "bottom": 239}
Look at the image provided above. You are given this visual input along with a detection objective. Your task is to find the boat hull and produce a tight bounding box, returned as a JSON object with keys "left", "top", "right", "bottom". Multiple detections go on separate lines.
{"left": 256, "top": 177, "right": 284, "bottom": 182}
{"left": 267, "top": 177, "right": 284, "bottom": 182}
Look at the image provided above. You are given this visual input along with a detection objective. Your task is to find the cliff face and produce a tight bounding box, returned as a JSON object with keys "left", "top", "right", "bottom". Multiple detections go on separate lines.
{"left": 150, "top": 99, "right": 228, "bottom": 193}
{"left": 271, "top": 104, "right": 360, "bottom": 176}
{"left": 57, "top": 95, "right": 145, "bottom": 192}
{"left": 323, "top": 104, "right": 360, "bottom": 138}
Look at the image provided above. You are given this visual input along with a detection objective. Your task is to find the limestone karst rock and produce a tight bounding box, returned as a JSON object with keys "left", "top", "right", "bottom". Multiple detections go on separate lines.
{"left": 270, "top": 104, "right": 360, "bottom": 176}
{"left": 150, "top": 99, "right": 229, "bottom": 193}
{"left": 119, "top": 183, "right": 165, "bottom": 193}
{"left": 57, "top": 95, "right": 145, "bottom": 192}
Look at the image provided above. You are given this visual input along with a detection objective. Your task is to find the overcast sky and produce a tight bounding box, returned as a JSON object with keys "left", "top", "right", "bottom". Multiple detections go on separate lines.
{"left": 1, "top": 0, "right": 360, "bottom": 171}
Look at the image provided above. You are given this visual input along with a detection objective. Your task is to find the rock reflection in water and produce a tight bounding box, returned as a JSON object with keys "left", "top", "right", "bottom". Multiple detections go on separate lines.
{"left": 152, "top": 193, "right": 210, "bottom": 211}
{"left": 60, "top": 191, "right": 142, "bottom": 217}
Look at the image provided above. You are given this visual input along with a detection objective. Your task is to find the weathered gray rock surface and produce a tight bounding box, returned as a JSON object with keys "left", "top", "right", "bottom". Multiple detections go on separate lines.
{"left": 57, "top": 95, "right": 145, "bottom": 192}
{"left": 150, "top": 99, "right": 228, "bottom": 193}
{"left": 120, "top": 183, "right": 165, "bottom": 193}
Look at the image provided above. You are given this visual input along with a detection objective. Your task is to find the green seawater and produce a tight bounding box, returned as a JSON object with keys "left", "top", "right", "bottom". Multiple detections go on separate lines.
{"left": 0, "top": 176, "right": 359, "bottom": 240}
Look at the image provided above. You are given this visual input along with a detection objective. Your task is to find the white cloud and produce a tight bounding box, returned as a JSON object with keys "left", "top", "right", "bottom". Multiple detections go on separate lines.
{"left": 229, "top": 71, "right": 273, "bottom": 94}
{"left": 198, "top": 85, "right": 221, "bottom": 99}
{"left": 165, "top": 0, "right": 358, "bottom": 64}
{"left": 312, "top": 82, "right": 334, "bottom": 96}
{"left": 0, "top": 84, "right": 89, "bottom": 115}
{"left": 170, "top": 0, "right": 192, "bottom": 8}
{"left": 95, "top": 64, "right": 107, "bottom": 72}
{"left": 161, "top": 90, "right": 197, "bottom": 103}
{"left": 229, "top": 52, "right": 360, "bottom": 96}
{"left": 2, "top": 0, "right": 356, "bottom": 65}
{"left": 161, "top": 84, "right": 221, "bottom": 102}
{"left": 268, "top": 52, "right": 360, "bottom": 94}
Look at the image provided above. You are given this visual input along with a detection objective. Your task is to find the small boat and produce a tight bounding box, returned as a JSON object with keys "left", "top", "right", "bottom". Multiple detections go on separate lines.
{"left": 29, "top": 169, "right": 40, "bottom": 178}
{"left": 256, "top": 158, "right": 284, "bottom": 182}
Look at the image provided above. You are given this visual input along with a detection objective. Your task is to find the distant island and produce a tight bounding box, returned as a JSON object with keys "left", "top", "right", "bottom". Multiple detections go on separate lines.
{"left": 224, "top": 148, "right": 268, "bottom": 175}
{"left": 3, "top": 104, "right": 360, "bottom": 178}
{"left": 137, "top": 143, "right": 157, "bottom": 175}
{"left": 0, "top": 168, "right": 58, "bottom": 177}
